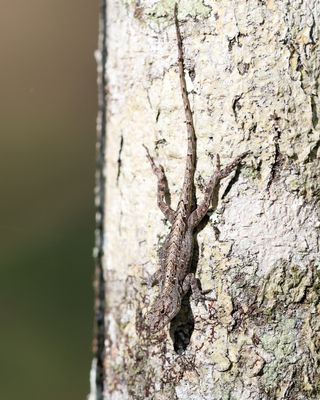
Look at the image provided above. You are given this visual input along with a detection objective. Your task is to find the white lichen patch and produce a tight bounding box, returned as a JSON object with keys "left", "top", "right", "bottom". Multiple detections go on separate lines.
{"left": 218, "top": 185, "right": 319, "bottom": 275}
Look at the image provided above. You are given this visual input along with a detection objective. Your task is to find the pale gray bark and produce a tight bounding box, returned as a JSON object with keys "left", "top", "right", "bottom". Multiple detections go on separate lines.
{"left": 90, "top": 1, "right": 320, "bottom": 399}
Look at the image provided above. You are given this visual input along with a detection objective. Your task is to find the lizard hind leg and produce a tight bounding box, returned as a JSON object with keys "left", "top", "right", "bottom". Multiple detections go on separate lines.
{"left": 188, "top": 151, "right": 250, "bottom": 229}
{"left": 143, "top": 144, "right": 175, "bottom": 223}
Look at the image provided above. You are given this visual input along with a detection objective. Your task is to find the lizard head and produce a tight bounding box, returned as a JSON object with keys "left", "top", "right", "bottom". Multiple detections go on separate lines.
{"left": 145, "top": 292, "right": 181, "bottom": 334}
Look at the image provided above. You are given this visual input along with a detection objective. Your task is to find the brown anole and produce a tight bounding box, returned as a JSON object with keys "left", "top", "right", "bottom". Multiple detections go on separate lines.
{"left": 144, "top": 4, "right": 249, "bottom": 333}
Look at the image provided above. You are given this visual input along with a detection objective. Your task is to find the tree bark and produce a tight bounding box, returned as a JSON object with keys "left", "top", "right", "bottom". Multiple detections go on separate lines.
{"left": 90, "top": 1, "right": 320, "bottom": 399}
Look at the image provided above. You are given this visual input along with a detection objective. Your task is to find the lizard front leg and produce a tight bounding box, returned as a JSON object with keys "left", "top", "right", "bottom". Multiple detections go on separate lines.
{"left": 147, "top": 268, "right": 163, "bottom": 289}
{"left": 182, "top": 273, "right": 214, "bottom": 311}
{"left": 182, "top": 273, "right": 203, "bottom": 300}
{"left": 188, "top": 151, "right": 250, "bottom": 229}
{"left": 143, "top": 145, "right": 175, "bottom": 223}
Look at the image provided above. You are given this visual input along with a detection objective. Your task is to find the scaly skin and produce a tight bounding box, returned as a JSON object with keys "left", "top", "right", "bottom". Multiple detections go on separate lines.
{"left": 144, "top": 4, "right": 250, "bottom": 334}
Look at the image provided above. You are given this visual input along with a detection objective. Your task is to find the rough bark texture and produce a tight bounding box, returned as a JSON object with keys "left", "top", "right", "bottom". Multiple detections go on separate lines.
{"left": 90, "top": 0, "right": 320, "bottom": 399}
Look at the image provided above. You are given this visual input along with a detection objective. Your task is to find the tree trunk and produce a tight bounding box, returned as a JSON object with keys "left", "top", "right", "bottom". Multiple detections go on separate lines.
{"left": 90, "top": 1, "right": 320, "bottom": 399}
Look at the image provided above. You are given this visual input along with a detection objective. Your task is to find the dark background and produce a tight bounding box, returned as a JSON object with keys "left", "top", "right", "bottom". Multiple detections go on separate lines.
{"left": 0, "top": 1, "right": 98, "bottom": 399}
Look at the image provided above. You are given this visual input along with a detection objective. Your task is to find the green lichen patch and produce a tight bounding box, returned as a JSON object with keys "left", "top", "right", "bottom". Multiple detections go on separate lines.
{"left": 231, "top": 262, "right": 320, "bottom": 397}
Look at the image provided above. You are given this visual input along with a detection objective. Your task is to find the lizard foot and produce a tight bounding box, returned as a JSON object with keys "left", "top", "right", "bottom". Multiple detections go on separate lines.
{"left": 193, "top": 291, "right": 216, "bottom": 312}
{"left": 145, "top": 268, "right": 163, "bottom": 289}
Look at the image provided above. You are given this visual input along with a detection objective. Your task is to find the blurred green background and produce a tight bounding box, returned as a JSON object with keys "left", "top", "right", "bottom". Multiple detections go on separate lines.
{"left": 0, "top": 1, "right": 98, "bottom": 399}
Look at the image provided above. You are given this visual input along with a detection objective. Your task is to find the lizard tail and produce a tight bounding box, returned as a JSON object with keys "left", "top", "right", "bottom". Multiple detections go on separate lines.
{"left": 174, "top": 4, "right": 196, "bottom": 205}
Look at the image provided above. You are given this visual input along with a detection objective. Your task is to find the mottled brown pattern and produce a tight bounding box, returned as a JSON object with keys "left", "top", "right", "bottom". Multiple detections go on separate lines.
{"left": 144, "top": 4, "right": 249, "bottom": 333}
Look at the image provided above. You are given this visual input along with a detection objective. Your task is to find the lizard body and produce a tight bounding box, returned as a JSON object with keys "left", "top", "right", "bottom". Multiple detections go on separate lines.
{"left": 144, "top": 4, "right": 249, "bottom": 333}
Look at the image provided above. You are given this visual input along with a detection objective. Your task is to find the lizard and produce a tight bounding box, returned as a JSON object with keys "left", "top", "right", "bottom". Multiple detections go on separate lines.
{"left": 143, "top": 4, "right": 250, "bottom": 334}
